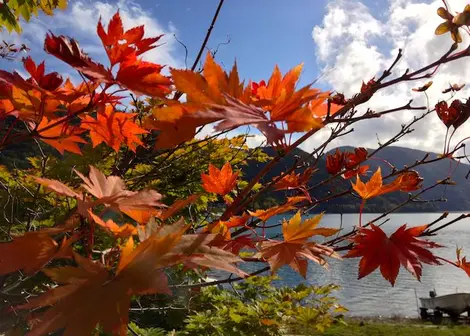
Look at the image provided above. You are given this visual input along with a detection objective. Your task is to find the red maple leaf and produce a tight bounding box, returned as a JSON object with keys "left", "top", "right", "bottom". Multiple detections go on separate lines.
{"left": 97, "top": 12, "right": 163, "bottom": 66}
{"left": 273, "top": 167, "right": 314, "bottom": 191}
{"left": 345, "top": 224, "right": 442, "bottom": 286}
{"left": 116, "top": 54, "right": 171, "bottom": 97}
{"left": 80, "top": 105, "right": 148, "bottom": 152}
{"left": 326, "top": 149, "right": 345, "bottom": 175}
{"left": 23, "top": 57, "right": 63, "bottom": 91}
{"left": 44, "top": 33, "right": 113, "bottom": 83}
{"left": 345, "top": 147, "right": 368, "bottom": 169}
{"left": 343, "top": 165, "right": 369, "bottom": 180}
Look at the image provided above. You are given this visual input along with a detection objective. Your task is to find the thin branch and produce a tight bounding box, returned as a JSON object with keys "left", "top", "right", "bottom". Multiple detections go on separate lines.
{"left": 173, "top": 33, "right": 189, "bottom": 69}
{"left": 173, "top": 0, "right": 225, "bottom": 100}
{"left": 170, "top": 266, "right": 270, "bottom": 289}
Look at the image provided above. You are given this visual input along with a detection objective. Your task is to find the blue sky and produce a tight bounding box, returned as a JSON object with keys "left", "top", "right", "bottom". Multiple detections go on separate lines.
{"left": 153, "top": 0, "right": 330, "bottom": 87}
{"left": 1, "top": 0, "right": 469, "bottom": 153}
{"left": 0, "top": 0, "right": 333, "bottom": 88}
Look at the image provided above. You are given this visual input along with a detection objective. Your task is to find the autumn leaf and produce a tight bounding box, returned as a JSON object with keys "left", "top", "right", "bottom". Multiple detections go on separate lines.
{"left": 260, "top": 211, "right": 340, "bottom": 278}
{"left": 23, "top": 56, "right": 63, "bottom": 91}
{"left": 15, "top": 252, "right": 151, "bottom": 336}
{"left": 251, "top": 80, "right": 266, "bottom": 98}
{"left": 249, "top": 196, "right": 309, "bottom": 222}
{"left": 202, "top": 96, "right": 285, "bottom": 145}
{"left": 0, "top": 231, "right": 74, "bottom": 276}
{"left": 345, "top": 224, "right": 442, "bottom": 286}
{"left": 442, "top": 83, "right": 465, "bottom": 94}
{"left": 80, "top": 104, "right": 148, "bottom": 152}
{"left": 16, "top": 220, "right": 245, "bottom": 336}
{"left": 34, "top": 117, "right": 87, "bottom": 155}
{"left": 74, "top": 166, "right": 164, "bottom": 221}
{"left": 435, "top": 99, "right": 470, "bottom": 131}
{"left": 344, "top": 147, "right": 368, "bottom": 169}
{"left": 88, "top": 211, "right": 137, "bottom": 239}
{"left": 201, "top": 162, "right": 239, "bottom": 196}
{"left": 435, "top": 7, "right": 462, "bottom": 43}
{"left": 456, "top": 247, "right": 470, "bottom": 277}
{"left": 219, "top": 234, "right": 258, "bottom": 255}
{"left": 435, "top": 100, "right": 461, "bottom": 128}
{"left": 34, "top": 177, "right": 81, "bottom": 198}
{"left": 145, "top": 116, "right": 201, "bottom": 149}
{"left": 343, "top": 165, "right": 369, "bottom": 180}
{"left": 361, "top": 78, "right": 376, "bottom": 93}
{"left": 44, "top": 33, "right": 113, "bottom": 83}
{"left": 273, "top": 168, "right": 315, "bottom": 191}
{"left": 326, "top": 149, "right": 345, "bottom": 175}
{"left": 204, "top": 213, "right": 251, "bottom": 240}
{"left": 412, "top": 81, "right": 433, "bottom": 92}
{"left": 116, "top": 54, "right": 171, "bottom": 97}
{"left": 390, "top": 170, "right": 423, "bottom": 192}
{"left": 352, "top": 167, "right": 422, "bottom": 201}
{"left": 97, "top": 11, "right": 163, "bottom": 67}
{"left": 55, "top": 78, "right": 98, "bottom": 103}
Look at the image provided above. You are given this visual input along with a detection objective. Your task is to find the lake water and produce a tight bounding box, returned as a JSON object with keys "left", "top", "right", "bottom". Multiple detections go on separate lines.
{"left": 221, "top": 212, "right": 470, "bottom": 318}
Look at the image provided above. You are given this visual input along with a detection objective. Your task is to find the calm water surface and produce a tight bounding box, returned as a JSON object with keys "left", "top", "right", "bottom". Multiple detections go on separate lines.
{"left": 218, "top": 213, "right": 470, "bottom": 318}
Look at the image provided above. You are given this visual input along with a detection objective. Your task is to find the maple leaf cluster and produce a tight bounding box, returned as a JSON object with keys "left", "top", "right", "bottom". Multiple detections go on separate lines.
{"left": 144, "top": 55, "right": 341, "bottom": 148}
{"left": 0, "top": 12, "right": 164, "bottom": 155}
{"left": 326, "top": 147, "right": 369, "bottom": 179}
{"left": 2, "top": 165, "right": 248, "bottom": 335}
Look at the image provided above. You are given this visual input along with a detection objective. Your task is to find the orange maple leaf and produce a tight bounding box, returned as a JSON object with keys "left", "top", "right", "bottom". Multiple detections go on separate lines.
{"left": 273, "top": 167, "right": 315, "bottom": 191}
{"left": 249, "top": 196, "right": 309, "bottom": 221}
{"left": 352, "top": 167, "right": 422, "bottom": 200}
{"left": 34, "top": 117, "right": 87, "bottom": 155}
{"left": 456, "top": 248, "right": 470, "bottom": 277}
{"left": 260, "top": 211, "right": 340, "bottom": 278}
{"left": 16, "top": 219, "right": 248, "bottom": 335}
{"left": 80, "top": 105, "right": 148, "bottom": 152}
{"left": 0, "top": 231, "right": 75, "bottom": 276}
{"left": 16, "top": 222, "right": 188, "bottom": 336}
{"left": 201, "top": 162, "right": 238, "bottom": 196}
{"left": 88, "top": 211, "right": 137, "bottom": 239}
{"left": 345, "top": 224, "right": 442, "bottom": 286}
{"left": 204, "top": 213, "right": 251, "bottom": 240}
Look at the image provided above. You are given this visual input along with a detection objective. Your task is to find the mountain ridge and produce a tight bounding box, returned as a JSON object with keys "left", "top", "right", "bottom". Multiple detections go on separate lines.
{"left": 243, "top": 145, "right": 470, "bottom": 213}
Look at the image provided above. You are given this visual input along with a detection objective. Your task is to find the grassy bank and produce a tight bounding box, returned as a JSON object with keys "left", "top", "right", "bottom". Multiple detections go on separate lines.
{"left": 317, "top": 319, "right": 470, "bottom": 335}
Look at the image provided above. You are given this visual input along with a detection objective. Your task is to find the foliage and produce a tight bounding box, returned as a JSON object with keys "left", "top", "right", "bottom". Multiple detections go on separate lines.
{"left": 180, "top": 276, "right": 346, "bottom": 336}
{"left": 0, "top": 0, "right": 67, "bottom": 33}
{"left": 319, "top": 320, "right": 470, "bottom": 336}
{"left": 0, "top": 2, "right": 470, "bottom": 336}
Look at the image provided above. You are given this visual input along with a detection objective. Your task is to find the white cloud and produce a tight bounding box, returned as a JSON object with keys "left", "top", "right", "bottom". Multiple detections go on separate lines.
{"left": 303, "top": 0, "right": 470, "bottom": 154}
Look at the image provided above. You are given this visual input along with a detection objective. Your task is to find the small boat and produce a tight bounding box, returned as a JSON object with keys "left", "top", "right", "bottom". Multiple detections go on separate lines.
{"left": 419, "top": 291, "right": 470, "bottom": 321}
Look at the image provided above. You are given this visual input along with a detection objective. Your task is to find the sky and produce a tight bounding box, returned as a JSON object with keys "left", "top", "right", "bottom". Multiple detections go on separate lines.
{"left": 1, "top": 0, "right": 470, "bottom": 154}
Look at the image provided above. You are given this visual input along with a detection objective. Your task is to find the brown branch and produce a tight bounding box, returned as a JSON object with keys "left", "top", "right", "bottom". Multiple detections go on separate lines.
{"left": 328, "top": 100, "right": 425, "bottom": 123}
{"left": 423, "top": 213, "right": 470, "bottom": 236}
